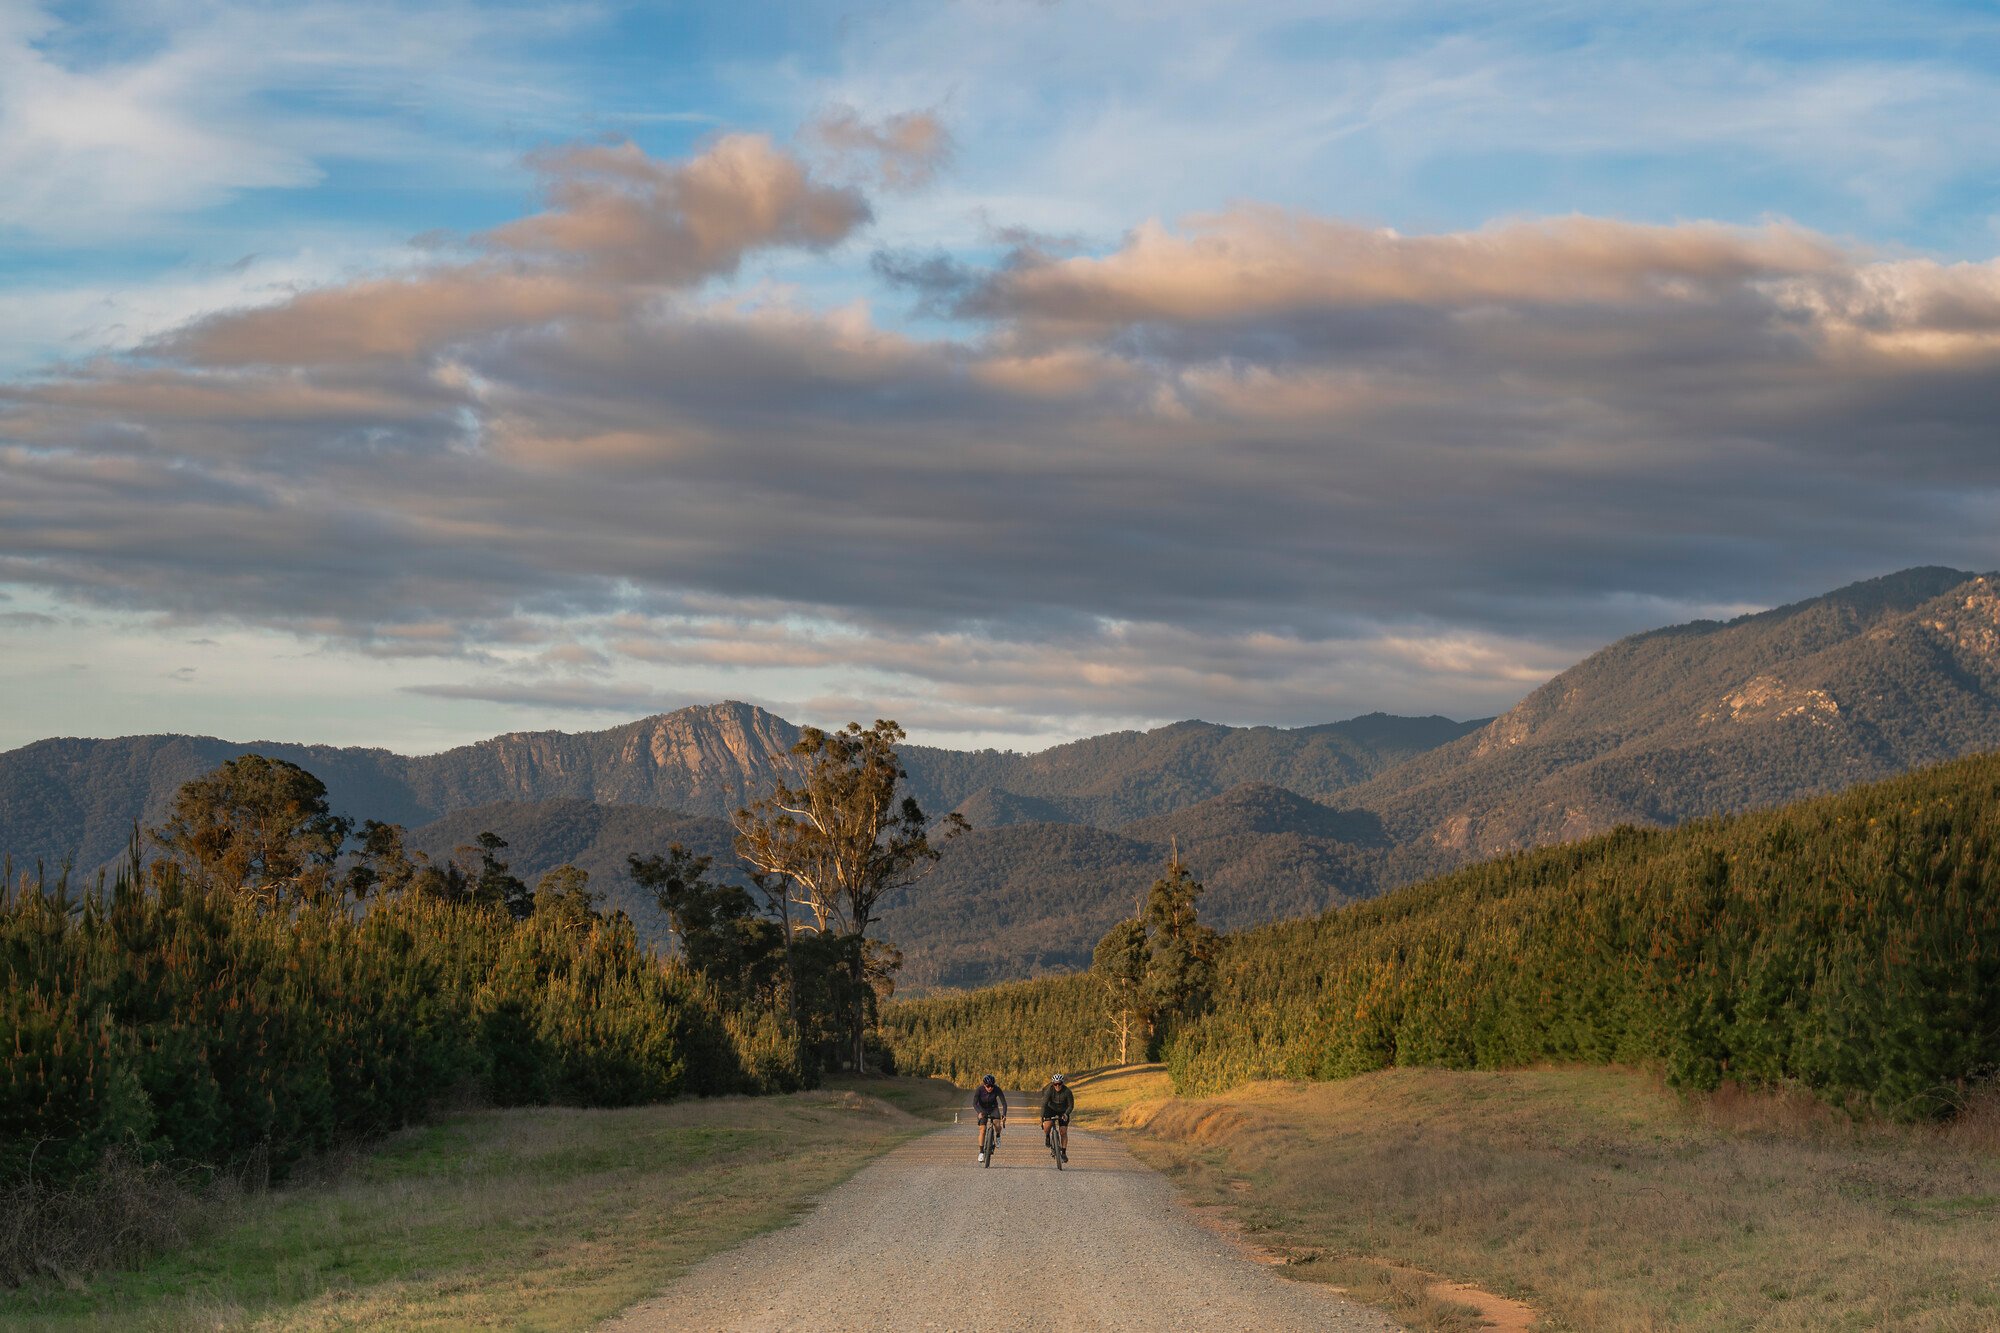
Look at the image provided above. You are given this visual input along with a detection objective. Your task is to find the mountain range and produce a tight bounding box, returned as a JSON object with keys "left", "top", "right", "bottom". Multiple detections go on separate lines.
{"left": 0, "top": 698, "right": 1470, "bottom": 878}
{"left": 1346, "top": 565, "right": 2000, "bottom": 864}
{"left": 4, "top": 566, "right": 1997, "bottom": 990}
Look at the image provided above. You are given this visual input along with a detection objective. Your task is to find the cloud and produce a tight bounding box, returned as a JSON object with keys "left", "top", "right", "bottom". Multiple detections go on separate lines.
{"left": 6, "top": 133, "right": 2000, "bottom": 738}
{"left": 961, "top": 210, "right": 1845, "bottom": 335}
{"left": 155, "top": 134, "right": 871, "bottom": 368}
{"left": 0, "top": 4, "right": 317, "bottom": 237}
{"left": 162, "top": 271, "right": 620, "bottom": 367}
{"left": 0, "top": 1, "right": 588, "bottom": 240}
{"left": 403, "top": 679, "right": 712, "bottom": 714}
{"left": 488, "top": 135, "right": 871, "bottom": 282}
{"left": 600, "top": 610, "right": 1565, "bottom": 729}
{"left": 803, "top": 105, "right": 954, "bottom": 189}
{"left": 810, "top": 0, "right": 2000, "bottom": 256}
{"left": 870, "top": 247, "right": 980, "bottom": 317}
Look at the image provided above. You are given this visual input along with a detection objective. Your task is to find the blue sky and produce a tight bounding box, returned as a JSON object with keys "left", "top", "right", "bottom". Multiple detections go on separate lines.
{"left": 3, "top": 0, "right": 2000, "bottom": 753}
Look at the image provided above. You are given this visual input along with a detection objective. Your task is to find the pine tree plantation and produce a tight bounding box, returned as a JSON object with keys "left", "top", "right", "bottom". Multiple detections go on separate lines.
{"left": 882, "top": 751, "right": 2000, "bottom": 1121}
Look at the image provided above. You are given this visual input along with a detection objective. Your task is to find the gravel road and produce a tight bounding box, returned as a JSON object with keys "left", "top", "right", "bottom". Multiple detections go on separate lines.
{"left": 604, "top": 1120, "right": 1395, "bottom": 1332}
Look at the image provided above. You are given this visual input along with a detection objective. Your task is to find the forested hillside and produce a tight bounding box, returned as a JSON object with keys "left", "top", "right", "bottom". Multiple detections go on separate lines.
{"left": 0, "top": 734, "right": 428, "bottom": 878}
{"left": 403, "top": 800, "right": 739, "bottom": 938}
{"left": 388, "top": 784, "right": 1394, "bottom": 991}
{"left": 1350, "top": 567, "right": 2000, "bottom": 864}
{"left": 905, "top": 712, "right": 1482, "bottom": 827}
{"left": 884, "top": 749, "right": 2000, "bottom": 1118}
{"left": 884, "top": 783, "right": 1396, "bottom": 989}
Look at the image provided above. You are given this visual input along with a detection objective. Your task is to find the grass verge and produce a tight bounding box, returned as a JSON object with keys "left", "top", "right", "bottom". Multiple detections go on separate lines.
{"left": 0, "top": 1088, "right": 930, "bottom": 1331}
{"left": 823, "top": 1073, "right": 965, "bottom": 1122}
{"left": 1072, "top": 1065, "right": 2000, "bottom": 1332}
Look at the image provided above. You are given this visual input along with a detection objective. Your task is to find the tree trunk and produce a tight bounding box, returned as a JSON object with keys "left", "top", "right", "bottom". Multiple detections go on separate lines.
{"left": 780, "top": 920, "right": 807, "bottom": 1077}
{"left": 850, "top": 932, "right": 869, "bottom": 1074}
{"left": 760, "top": 875, "right": 810, "bottom": 1081}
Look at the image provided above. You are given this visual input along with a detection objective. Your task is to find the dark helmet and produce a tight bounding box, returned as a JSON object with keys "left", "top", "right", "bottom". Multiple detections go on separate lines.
{"left": 982, "top": 1074, "right": 997, "bottom": 1086}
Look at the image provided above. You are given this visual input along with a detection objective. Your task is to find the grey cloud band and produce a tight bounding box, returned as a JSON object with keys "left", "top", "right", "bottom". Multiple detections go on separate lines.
{"left": 4, "top": 132, "right": 1998, "bottom": 729}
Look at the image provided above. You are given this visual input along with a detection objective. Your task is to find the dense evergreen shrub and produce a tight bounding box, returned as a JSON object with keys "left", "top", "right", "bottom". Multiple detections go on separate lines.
{"left": 880, "top": 973, "right": 1121, "bottom": 1088}
{"left": 0, "top": 860, "right": 800, "bottom": 1193}
{"left": 883, "top": 753, "right": 2000, "bottom": 1119}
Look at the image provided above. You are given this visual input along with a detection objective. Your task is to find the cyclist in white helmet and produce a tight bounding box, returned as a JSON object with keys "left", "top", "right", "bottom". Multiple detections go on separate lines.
{"left": 1040, "top": 1072, "right": 1075, "bottom": 1163}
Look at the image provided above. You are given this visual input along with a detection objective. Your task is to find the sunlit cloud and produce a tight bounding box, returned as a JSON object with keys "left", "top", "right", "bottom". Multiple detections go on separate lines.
{"left": 6, "top": 1, "right": 2000, "bottom": 752}
{"left": 6, "top": 131, "right": 2000, "bottom": 750}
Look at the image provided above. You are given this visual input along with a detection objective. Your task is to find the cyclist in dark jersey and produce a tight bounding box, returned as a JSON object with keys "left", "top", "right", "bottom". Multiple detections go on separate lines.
{"left": 1040, "top": 1073, "right": 1075, "bottom": 1163}
{"left": 971, "top": 1075, "right": 1007, "bottom": 1163}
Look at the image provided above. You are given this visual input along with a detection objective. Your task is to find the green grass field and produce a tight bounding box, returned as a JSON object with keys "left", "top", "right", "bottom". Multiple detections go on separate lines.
{"left": 1073, "top": 1065, "right": 2000, "bottom": 1332}
{"left": 0, "top": 1087, "right": 937, "bottom": 1331}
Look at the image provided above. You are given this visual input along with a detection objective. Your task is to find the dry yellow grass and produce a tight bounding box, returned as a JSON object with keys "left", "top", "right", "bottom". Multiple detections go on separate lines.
{"left": 0, "top": 1088, "right": 933, "bottom": 1331}
{"left": 1071, "top": 1065, "right": 2000, "bottom": 1332}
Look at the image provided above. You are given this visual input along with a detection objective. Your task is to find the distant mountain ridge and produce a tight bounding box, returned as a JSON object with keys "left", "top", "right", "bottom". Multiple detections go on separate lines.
{"left": 0, "top": 701, "right": 801, "bottom": 875}
{"left": 0, "top": 701, "right": 1472, "bottom": 873}
{"left": 907, "top": 712, "right": 1480, "bottom": 828}
{"left": 1348, "top": 566, "right": 2000, "bottom": 864}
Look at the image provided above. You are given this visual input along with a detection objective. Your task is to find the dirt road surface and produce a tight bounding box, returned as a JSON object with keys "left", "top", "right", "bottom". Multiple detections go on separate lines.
{"left": 604, "top": 1123, "right": 1395, "bottom": 1331}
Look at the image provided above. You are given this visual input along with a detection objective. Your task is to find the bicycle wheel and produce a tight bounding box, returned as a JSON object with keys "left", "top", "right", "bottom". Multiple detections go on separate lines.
{"left": 1049, "top": 1125, "right": 1062, "bottom": 1169}
{"left": 982, "top": 1121, "right": 995, "bottom": 1166}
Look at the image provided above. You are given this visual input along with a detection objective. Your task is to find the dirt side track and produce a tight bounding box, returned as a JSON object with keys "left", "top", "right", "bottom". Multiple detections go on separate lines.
{"left": 603, "top": 1124, "right": 1393, "bottom": 1332}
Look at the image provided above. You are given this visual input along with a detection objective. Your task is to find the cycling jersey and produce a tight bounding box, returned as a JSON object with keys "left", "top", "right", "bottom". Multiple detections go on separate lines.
{"left": 972, "top": 1085, "right": 1007, "bottom": 1119}
{"left": 1040, "top": 1083, "right": 1075, "bottom": 1121}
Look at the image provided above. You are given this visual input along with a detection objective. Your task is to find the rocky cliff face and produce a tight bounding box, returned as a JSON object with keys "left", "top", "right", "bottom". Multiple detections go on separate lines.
{"left": 1347, "top": 567, "right": 2000, "bottom": 861}
{"left": 1920, "top": 575, "right": 2000, "bottom": 666}
{"left": 401, "top": 700, "right": 804, "bottom": 814}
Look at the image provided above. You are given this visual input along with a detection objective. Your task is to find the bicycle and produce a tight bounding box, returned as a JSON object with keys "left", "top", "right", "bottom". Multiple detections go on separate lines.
{"left": 1044, "top": 1117, "right": 1068, "bottom": 1170}
{"left": 980, "top": 1115, "right": 1003, "bottom": 1167}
